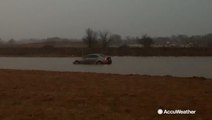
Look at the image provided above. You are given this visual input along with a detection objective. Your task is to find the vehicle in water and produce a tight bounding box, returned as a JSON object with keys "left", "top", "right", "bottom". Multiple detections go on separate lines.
{"left": 73, "top": 54, "right": 112, "bottom": 65}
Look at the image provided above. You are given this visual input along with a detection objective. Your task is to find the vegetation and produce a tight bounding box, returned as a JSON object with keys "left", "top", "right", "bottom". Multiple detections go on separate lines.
{"left": 137, "top": 34, "right": 154, "bottom": 48}
{"left": 0, "top": 29, "right": 212, "bottom": 56}
{"left": 82, "top": 28, "right": 98, "bottom": 48}
{"left": 0, "top": 47, "right": 212, "bottom": 57}
{"left": 99, "top": 31, "right": 112, "bottom": 49}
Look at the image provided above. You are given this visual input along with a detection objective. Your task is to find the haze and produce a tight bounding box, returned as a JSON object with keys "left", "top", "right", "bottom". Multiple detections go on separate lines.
{"left": 0, "top": 0, "right": 212, "bottom": 40}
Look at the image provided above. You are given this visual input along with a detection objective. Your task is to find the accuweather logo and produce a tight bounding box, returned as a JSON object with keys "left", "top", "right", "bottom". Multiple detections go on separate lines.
{"left": 157, "top": 109, "right": 196, "bottom": 115}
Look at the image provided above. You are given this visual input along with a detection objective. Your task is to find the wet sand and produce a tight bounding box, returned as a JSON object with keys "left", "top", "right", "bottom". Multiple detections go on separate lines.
{"left": 0, "top": 69, "right": 211, "bottom": 120}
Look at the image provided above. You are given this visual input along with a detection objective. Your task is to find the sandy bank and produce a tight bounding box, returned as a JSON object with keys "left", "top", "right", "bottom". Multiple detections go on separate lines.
{"left": 0, "top": 69, "right": 211, "bottom": 120}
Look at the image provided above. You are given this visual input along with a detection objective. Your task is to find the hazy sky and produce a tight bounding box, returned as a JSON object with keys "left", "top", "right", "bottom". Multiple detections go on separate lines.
{"left": 0, "top": 0, "right": 212, "bottom": 40}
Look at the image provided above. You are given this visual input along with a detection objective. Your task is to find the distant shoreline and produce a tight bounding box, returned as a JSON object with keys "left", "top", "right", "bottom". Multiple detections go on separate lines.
{"left": 0, "top": 69, "right": 211, "bottom": 120}
{"left": 0, "top": 47, "right": 212, "bottom": 57}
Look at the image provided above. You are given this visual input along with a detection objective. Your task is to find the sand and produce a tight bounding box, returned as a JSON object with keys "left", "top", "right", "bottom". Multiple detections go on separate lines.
{"left": 0, "top": 69, "right": 211, "bottom": 120}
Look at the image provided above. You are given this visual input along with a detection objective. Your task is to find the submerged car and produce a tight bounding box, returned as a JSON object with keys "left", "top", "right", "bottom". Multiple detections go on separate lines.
{"left": 73, "top": 54, "right": 112, "bottom": 65}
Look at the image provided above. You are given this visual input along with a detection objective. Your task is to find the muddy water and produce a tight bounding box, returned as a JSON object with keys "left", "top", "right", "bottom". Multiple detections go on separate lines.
{"left": 0, "top": 57, "right": 212, "bottom": 78}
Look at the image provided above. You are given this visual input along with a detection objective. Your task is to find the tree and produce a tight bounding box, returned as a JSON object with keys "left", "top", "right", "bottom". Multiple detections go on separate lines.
{"left": 137, "top": 34, "right": 154, "bottom": 48}
{"left": 8, "top": 38, "right": 15, "bottom": 45}
{"left": 83, "top": 28, "right": 98, "bottom": 48}
{"left": 0, "top": 38, "right": 3, "bottom": 46}
{"left": 205, "top": 34, "right": 212, "bottom": 48}
{"left": 109, "top": 34, "right": 122, "bottom": 47}
{"left": 99, "top": 31, "right": 112, "bottom": 49}
{"left": 0, "top": 38, "right": 3, "bottom": 44}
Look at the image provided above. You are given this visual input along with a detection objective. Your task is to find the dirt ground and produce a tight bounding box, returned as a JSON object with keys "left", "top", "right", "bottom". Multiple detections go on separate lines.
{"left": 0, "top": 69, "right": 211, "bottom": 120}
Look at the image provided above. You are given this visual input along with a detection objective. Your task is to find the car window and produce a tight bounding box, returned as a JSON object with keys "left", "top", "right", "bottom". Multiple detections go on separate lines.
{"left": 85, "top": 55, "right": 98, "bottom": 58}
{"left": 99, "top": 54, "right": 105, "bottom": 57}
{"left": 91, "top": 55, "right": 98, "bottom": 58}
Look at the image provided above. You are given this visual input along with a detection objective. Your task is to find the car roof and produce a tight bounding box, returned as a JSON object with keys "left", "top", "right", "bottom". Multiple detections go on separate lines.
{"left": 87, "top": 53, "right": 105, "bottom": 56}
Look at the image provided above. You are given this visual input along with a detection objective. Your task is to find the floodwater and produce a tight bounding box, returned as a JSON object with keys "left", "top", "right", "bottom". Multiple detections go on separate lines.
{"left": 0, "top": 57, "right": 212, "bottom": 78}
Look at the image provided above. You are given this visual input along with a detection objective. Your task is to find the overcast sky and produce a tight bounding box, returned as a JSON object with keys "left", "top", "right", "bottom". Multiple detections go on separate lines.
{"left": 0, "top": 0, "right": 212, "bottom": 40}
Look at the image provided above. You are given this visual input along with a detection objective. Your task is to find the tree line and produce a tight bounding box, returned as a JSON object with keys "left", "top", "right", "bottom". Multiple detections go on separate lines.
{"left": 82, "top": 28, "right": 122, "bottom": 49}
{"left": 82, "top": 28, "right": 154, "bottom": 49}
{"left": 82, "top": 28, "right": 212, "bottom": 48}
{"left": 0, "top": 28, "right": 212, "bottom": 48}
